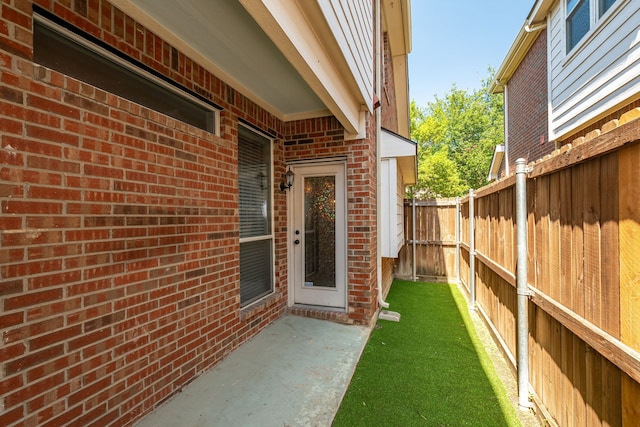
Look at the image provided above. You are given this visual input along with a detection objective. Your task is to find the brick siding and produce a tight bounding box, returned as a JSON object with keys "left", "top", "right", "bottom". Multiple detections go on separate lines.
{"left": 284, "top": 116, "right": 379, "bottom": 324}
{"left": 0, "top": 1, "right": 384, "bottom": 425}
{"left": 381, "top": 32, "right": 399, "bottom": 133}
{"left": 504, "top": 29, "right": 551, "bottom": 174}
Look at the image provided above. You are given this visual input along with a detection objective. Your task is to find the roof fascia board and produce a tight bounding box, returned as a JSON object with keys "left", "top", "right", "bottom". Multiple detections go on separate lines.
{"left": 383, "top": 0, "right": 412, "bottom": 137}
{"left": 381, "top": 128, "right": 417, "bottom": 184}
{"left": 490, "top": 0, "right": 554, "bottom": 94}
{"left": 487, "top": 144, "right": 505, "bottom": 181}
{"left": 490, "top": 23, "right": 536, "bottom": 94}
{"left": 392, "top": 54, "right": 411, "bottom": 138}
{"left": 381, "top": 128, "right": 416, "bottom": 158}
{"left": 382, "top": 0, "right": 412, "bottom": 56}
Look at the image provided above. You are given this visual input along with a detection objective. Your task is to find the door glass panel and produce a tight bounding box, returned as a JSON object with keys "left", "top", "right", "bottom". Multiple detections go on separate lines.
{"left": 304, "top": 176, "right": 336, "bottom": 288}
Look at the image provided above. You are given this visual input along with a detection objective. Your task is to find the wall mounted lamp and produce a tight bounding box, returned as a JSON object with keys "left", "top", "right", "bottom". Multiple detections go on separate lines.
{"left": 280, "top": 166, "right": 294, "bottom": 191}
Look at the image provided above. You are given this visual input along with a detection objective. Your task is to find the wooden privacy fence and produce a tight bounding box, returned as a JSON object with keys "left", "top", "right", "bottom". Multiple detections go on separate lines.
{"left": 395, "top": 198, "right": 459, "bottom": 282}
{"left": 397, "top": 119, "right": 640, "bottom": 426}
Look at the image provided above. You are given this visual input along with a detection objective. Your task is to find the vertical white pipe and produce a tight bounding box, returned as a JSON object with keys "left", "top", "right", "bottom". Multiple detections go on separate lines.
{"left": 504, "top": 85, "right": 510, "bottom": 176}
{"left": 515, "top": 158, "right": 532, "bottom": 409}
{"left": 468, "top": 189, "right": 476, "bottom": 309}
{"left": 375, "top": 0, "right": 389, "bottom": 309}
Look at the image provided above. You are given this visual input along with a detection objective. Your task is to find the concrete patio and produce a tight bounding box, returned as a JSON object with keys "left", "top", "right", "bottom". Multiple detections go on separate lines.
{"left": 134, "top": 315, "right": 370, "bottom": 427}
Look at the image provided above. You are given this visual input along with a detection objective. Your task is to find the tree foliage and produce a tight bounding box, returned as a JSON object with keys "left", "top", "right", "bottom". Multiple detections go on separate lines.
{"left": 410, "top": 70, "right": 504, "bottom": 199}
{"left": 417, "top": 147, "right": 466, "bottom": 198}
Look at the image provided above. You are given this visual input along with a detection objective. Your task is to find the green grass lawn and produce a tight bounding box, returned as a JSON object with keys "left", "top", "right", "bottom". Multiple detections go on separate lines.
{"left": 333, "top": 280, "right": 522, "bottom": 427}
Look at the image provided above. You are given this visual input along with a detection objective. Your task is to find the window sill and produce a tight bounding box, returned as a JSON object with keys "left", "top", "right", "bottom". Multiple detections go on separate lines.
{"left": 240, "top": 291, "right": 282, "bottom": 321}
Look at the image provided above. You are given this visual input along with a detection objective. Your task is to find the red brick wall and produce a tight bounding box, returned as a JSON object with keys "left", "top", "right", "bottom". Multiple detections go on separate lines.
{"left": 381, "top": 31, "right": 399, "bottom": 295}
{"left": 0, "top": 0, "right": 388, "bottom": 424}
{"left": 505, "top": 29, "right": 551, "bottom": 173}
{"left": 381, "top": 32, "right": 398, "bottom": 133}
{"left": 283, "top": 116, "right": 379, "bottom": 324}
{"left": 1, "top": 1, "right": 291, "bottom": 426}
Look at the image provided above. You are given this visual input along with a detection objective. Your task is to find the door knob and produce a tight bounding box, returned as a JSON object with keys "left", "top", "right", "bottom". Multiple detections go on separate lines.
{"left": 294, "top": 239, "right": 300, "bottom": 245}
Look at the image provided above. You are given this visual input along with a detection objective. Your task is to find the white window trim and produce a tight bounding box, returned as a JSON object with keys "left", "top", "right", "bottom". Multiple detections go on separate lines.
{"left": 238, "top": 123, "right": 276, "bottom": 308}
{"left": 564, "top": 0, "right": 625, "bottom": 60}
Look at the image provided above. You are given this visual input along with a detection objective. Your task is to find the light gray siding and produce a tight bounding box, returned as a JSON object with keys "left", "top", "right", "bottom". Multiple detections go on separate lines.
{"left": 320, "top": 0, "right": 374, "bottom": 109}
{"left": 549, "top": 0, "right": 640, "bottom": 139}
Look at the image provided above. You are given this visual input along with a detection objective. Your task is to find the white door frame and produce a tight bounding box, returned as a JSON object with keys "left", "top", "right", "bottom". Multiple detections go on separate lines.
{"left": 287, "top": 160, "right": 347, "bottom": 309}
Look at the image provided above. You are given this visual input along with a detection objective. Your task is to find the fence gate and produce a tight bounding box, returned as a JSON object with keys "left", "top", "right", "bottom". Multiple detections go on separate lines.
{"left": 396, "top": 198, "right": 459, "bottom": 282}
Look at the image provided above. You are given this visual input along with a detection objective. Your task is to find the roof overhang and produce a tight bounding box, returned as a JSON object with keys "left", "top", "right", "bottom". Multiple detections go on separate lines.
{"left": 382, "top": 0, "right": 412, "bottom": 138}
{"left": 109, "top": 0, "right": 383, "bottom": 135}
{"left": 490, "top": 0, "right": 554, "bottom": 94}
{"left": 381, "top": 128, "right": 417, "bottom": 185}
{"left": 487, "top": 144, "right": 505, "bottom": 181}
{"left": 383, "top": 0, "right": 412, "bottom": 56}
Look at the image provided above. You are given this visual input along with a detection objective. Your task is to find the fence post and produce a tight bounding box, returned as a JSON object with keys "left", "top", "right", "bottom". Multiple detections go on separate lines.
{"left": 515, "top": 158, "right": 532, "bottom": 410}
{"left": 412, "top": 194, "right": 417, "bottom": 282}
{"left": 468, "top": 189, "right": 475, "bottom": 310}
{"left": 455, "top": 197, "right": 461, "bottom": 285}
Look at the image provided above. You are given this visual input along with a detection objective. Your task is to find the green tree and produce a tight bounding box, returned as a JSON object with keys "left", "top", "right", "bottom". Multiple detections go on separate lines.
{"left": 417, "top": 147, "right": 466, "bottom": 198}
{"left": 410, "top": 70, "right": 504, "bottom": 198}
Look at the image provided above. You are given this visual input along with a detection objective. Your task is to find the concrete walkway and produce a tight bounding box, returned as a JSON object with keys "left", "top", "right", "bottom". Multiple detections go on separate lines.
{"left": 135, "top": 315, "right": 370, "bottom": 427}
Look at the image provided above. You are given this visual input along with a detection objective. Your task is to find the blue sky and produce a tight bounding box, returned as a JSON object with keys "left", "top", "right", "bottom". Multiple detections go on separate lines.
{"left": 408, "top": 0, "right": 534, "bottom": 107}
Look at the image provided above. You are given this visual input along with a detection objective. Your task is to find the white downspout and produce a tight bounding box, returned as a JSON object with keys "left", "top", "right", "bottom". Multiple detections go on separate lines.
{"left": 504, "top": 84, "right": 510, "bottom": 176}
{"left": 375, "top": 0, "right": 389, "bottom": 309}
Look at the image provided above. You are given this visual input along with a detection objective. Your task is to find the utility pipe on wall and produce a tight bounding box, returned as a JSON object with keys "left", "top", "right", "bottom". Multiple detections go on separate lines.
{"left": 375, "top": 0, "right": 389, "bottom": 309}
{"left": 515, "top": 158, "right": 532, "bottom": 410}
{"left": 503, "top": 85, "right": 510, "bottom": 177}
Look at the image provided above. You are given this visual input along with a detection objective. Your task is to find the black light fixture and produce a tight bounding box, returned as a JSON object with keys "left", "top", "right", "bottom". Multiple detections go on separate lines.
{"left": 280, "top": 166, "right": 294, "bottom": 191}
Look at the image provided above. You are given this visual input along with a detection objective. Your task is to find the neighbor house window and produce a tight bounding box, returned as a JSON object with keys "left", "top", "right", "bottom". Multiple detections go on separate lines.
{"left": 598, "top": 0, "right": 616, "bottom": 16}
{"left": 566, "top": 0, "right": 619, "bottom": 52}
{"left": 238, "top": 125, "right": 274, "bottom": 306}
{"left": 33, "top": 11, "right": 219, "bottom": 133}
{"left": 566, "top": 0, "right": 590, "bottom": 52}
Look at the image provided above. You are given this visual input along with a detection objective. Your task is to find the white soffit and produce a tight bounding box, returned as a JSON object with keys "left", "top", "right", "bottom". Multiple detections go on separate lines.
{"left": 112, "top": 0, "right": 326, "bottom": 119}
{"left": 381, "top": 128, "right": 417, "bottom": 184}
{"left": 381, "top": 128, "right": 416, "bottom": 158}
{"left": 241, "top": 0, "right": 364, "bottom": 134}
{"left": 488, "top": 144, "right": 505, "bottom": 181}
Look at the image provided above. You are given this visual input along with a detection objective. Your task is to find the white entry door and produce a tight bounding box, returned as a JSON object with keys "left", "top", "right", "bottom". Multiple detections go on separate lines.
{"left": 289, "top": 162, "right": 346, "bottom": 308}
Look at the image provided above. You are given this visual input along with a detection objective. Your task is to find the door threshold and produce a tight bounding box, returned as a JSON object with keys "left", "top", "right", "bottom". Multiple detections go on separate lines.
{"left": 288, "top": 305, "right": 351, "bottom": 324}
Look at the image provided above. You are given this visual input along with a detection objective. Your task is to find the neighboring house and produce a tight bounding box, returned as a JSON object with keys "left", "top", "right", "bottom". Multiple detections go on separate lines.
{"left": 0, "top": 1, "right": 414, "bottom": 425}
{"left": 488, "top": 0, "right": 640, "bottom": 180}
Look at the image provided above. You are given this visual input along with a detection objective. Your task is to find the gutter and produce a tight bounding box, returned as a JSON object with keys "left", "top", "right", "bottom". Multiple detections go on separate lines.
{"left": 524, "top": 21, "right": 547, "bottom": 33}
{"left": 490, "top": 0, "right": 552, "bottom": 94}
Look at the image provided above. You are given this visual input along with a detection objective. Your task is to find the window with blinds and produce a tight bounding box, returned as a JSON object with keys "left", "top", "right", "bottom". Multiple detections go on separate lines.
{"left": 238, "top": 125, "right": 273, "bottom": 305}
